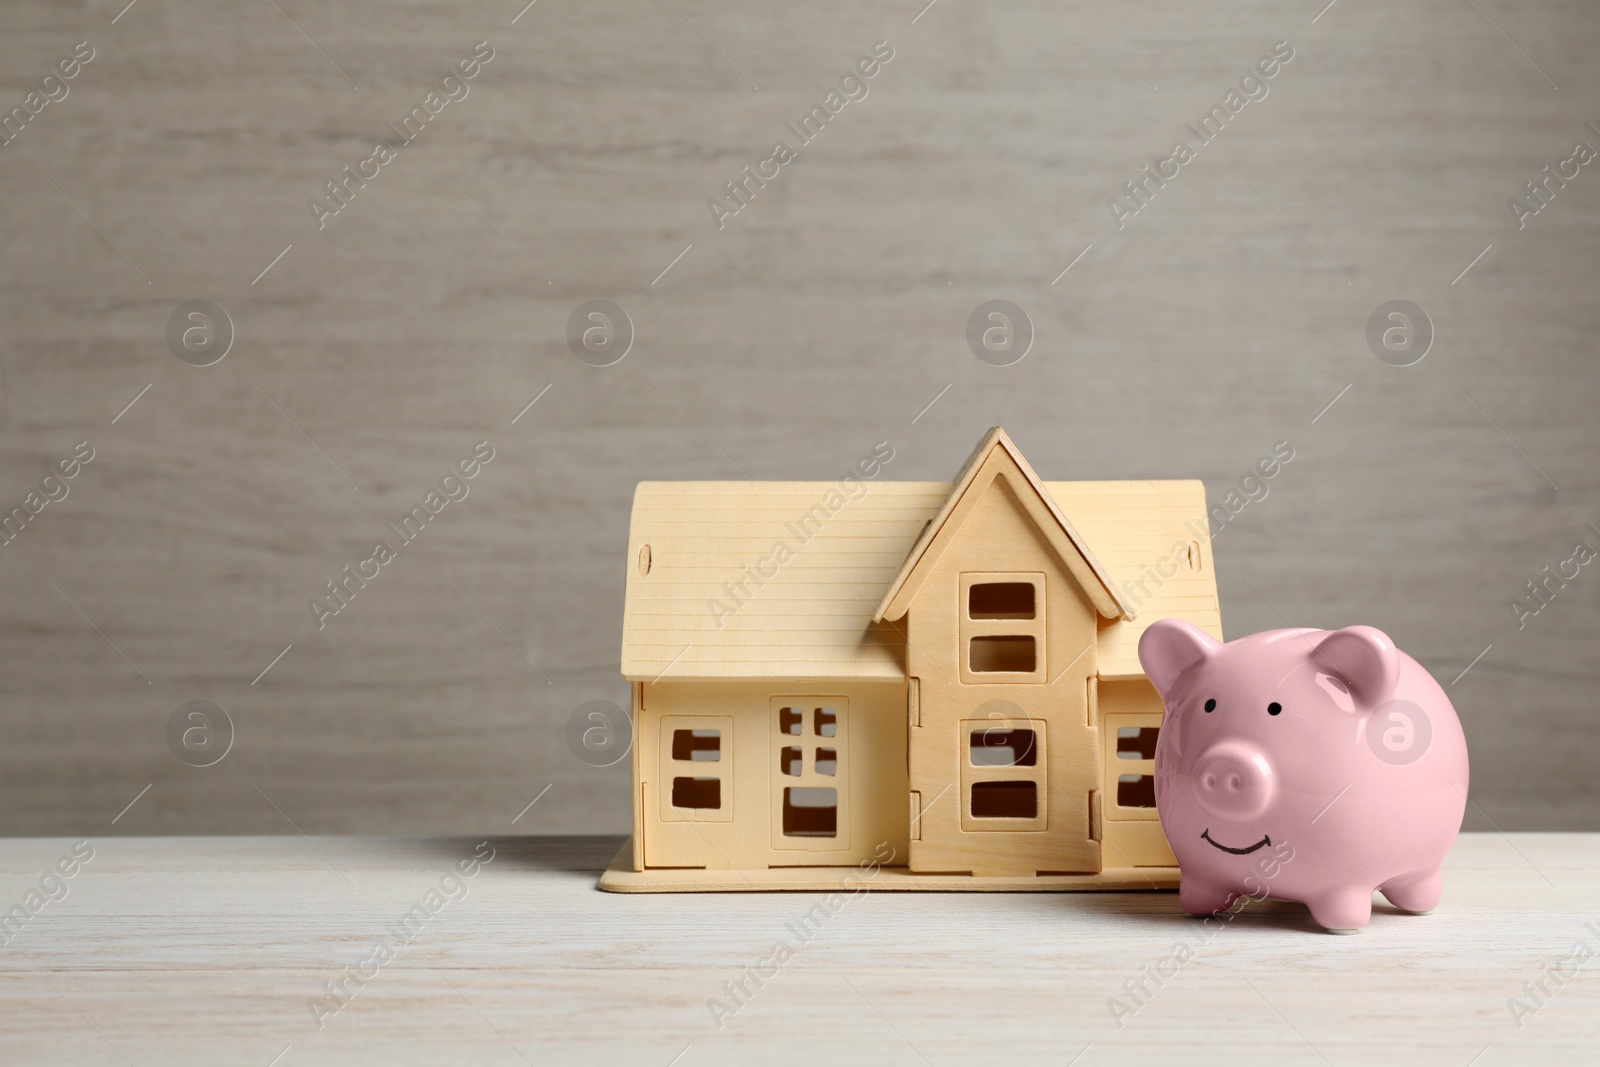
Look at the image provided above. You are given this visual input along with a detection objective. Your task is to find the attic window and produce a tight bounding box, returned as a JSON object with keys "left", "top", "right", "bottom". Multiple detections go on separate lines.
{"left": 969, "top": 636, "right": 1036, "bottom": 673}
{"left": 671, "top": 729, "right": 721, "bottom": 762}
{"left": 969, "top": 582, "right": 1035, "bottom": 619}
{"left": 780, "top": 746, "right": 803, "bottom": 776}
{"left": 779, "top": 707, "right": 803, "bottom": 736}
{"left": 960, "top": 574, "right": 1046, "bottom": 683}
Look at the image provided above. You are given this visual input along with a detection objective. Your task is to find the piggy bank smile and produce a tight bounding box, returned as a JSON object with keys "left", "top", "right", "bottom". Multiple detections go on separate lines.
{"left": 1140, "top": 621, "right": 1469, "bottom": 933}
{"left": 1200, "top": 830, "right": 1272, "bottom": 855}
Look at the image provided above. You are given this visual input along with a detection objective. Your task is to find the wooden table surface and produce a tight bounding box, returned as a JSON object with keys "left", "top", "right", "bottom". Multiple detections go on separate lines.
{"left": 1, "top": 833, "right": 1594, "bottom": 1065}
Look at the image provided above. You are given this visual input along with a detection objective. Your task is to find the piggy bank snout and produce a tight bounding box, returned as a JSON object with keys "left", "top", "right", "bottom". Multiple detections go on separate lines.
{"left": 1191, "top": 742, "right": 1276, "bottom": 819}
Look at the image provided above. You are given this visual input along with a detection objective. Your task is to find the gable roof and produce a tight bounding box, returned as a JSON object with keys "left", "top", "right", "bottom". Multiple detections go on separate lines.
{"left": 619, "top": 476, "right": 1222, "bottom": 683}
{"left": 872, "top": 427, "right": 1131, "bottom": 624}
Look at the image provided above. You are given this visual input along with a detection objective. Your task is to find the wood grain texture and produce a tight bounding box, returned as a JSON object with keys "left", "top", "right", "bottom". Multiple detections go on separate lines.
{"left": 621, "top": 475, "right": 1219, "bottom": 680}
{"left": 0, "top": 1, "right": 1597, "bottom": 836}
{"left": 0, "top": 833, "right": 1595, "bottom": 1064}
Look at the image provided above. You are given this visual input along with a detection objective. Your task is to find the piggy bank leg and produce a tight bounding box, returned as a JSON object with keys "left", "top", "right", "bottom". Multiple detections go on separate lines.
{"left": 1305, "top": 887, "right": 1373, "bottom": 934}
{"left": 1379, "top": 868, "right": 1441, "bottom": 915}
{"left": 1178, "top": 875, "right": 1235, "bottom": 917}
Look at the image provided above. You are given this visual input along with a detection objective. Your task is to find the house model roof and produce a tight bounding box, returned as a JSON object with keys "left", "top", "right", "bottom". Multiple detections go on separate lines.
{"left": 620, "top": 433, "right": 1221, "bottom": 683}
{"left": 872, "top": 427, "right": 1133, "bottom": 624}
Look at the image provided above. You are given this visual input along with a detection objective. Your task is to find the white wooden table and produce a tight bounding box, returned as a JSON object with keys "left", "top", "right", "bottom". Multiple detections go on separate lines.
{"left": 1, "top": 834, "right": 1593, "bottom": 1065}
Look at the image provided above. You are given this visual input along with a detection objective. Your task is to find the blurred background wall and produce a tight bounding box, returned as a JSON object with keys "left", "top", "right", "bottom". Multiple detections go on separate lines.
{"left": 0, "top": 0, "right": 1595, "bottom": 836}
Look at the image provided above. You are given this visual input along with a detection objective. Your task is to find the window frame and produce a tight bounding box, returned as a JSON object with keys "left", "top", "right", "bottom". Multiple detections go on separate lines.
{"left": 1104, "top": 711, "right": 1162, "bottom": 822}
{"left": 959, "top": 572, "right": 1047, "bottom": 684}
{"left": 770, "top": 697, "right": 850, "bottom": 852}
{"left": 959, "top": 715, "right": 1048, "bottom": 832}
{"left": 659, "top": 714, "right": 733, "bottom": 823}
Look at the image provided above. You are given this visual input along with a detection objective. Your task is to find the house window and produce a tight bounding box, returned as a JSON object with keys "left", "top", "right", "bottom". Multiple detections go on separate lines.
{"left": 1117, "top": 773, "right": 1156, "bottom": 808}
{"left": 969, "top": 582, "right": 1035, "bottom": 619}
{"left": 779, "top": 706, "right": 803, "bottom": 736}
{"left": 672, "top": 776, "right": 721, "bottom": 809}
{"left": 771, "top": 698, "right": 849, "bottom": 850}
{"left": 1116, "top": 726, "right": 1158, "bottom": 760}
{"left": 971, "top": 781, "right": 1037, "bottom": 819}
{"left": 969, "top": 636, "right": 1036, "bottom": 673}
{"left": 782, "top": 787, "right": 838, "bottom": 836}
{"left": 671, "top": 729, "right": 721, "bottom": 762}
{"left": 970, "top": 728, "right": 1037, "bottom": 767}
{"left": 959, "top": 716, "right": 1048, "bottom": 831}
{"left": 659, "top": 715, "right": 733, "bottom": 823}
{"left": 815, "top": 707, "right": 837, "bottom": 737}
{"left": 960, "top": 573, "right": 1046, "bottom": 683}
{"left": 1105, "top": 716, "right": 1162, "bottom": 820}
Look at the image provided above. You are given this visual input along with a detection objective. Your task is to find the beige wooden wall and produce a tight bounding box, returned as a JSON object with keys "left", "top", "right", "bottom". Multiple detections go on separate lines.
{"left": 0, "top": 0, "right": 1595, "bottom": 836}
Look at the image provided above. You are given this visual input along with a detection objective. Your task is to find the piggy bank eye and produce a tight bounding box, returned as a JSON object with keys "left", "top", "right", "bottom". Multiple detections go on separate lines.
{"left": 1268, "top": 702, "right": 1282, "bottom": 716}
{"left": 1203, "top": 699, "right": 1216, "bottom": 713}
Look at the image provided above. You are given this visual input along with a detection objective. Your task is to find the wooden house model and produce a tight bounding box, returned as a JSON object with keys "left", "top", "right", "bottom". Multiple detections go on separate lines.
{"left": 600, "top": 427, "right": 1222, "bottom": 891}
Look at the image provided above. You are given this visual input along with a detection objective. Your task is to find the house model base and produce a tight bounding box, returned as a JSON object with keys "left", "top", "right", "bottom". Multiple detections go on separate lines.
{"left": 598, "top": 840, "right": 1180, "bottom": 892}
{"left": 605, "top": 428, "right": 1221, "bottom": 894}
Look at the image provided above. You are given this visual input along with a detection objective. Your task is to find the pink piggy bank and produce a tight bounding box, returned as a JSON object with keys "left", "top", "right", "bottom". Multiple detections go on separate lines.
{"left": 1138, "top": 621, "right": 1469, "bottom": 933}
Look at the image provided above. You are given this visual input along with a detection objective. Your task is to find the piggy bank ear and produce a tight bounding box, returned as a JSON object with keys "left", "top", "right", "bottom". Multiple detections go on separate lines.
{"left": 1313, "top": 626, "right": 1400, "bottom": 707}
{"left": 1138, "top": 619, "right": 1220, "bottom": 700}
